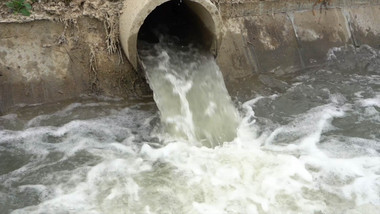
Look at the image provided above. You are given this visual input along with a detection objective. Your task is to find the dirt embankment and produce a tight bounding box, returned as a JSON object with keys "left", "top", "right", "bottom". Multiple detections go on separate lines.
{"left": 0, "top": 0, "right": 152, "bottom": 114}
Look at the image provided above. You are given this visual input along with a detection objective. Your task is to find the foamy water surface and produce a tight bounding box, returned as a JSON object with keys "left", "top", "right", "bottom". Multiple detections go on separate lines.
{"left": 0, "top": 45, "right": 379, "bottom": 214}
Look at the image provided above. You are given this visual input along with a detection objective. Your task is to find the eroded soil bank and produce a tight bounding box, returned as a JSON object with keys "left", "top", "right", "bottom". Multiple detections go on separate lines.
{"left": 1, "top": 0, "right": 380, "bottom": 113}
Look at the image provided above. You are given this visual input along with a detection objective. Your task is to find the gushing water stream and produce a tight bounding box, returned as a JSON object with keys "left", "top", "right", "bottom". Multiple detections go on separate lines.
{"left": 0, "top": 42, "right": 380, "bottom": 214}
{"left": 138, "top": 38, "right": 240, "bottom": 147}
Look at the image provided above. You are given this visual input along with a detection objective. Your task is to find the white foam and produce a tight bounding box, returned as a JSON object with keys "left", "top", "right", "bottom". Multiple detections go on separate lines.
{"left": 4, "top": 45, "right": 380, "bottom": 214}
{"left": 6, "top": 98, "right": 380, "bottom": 214}
{"left": 359, "top": 94, "right": 380, "bottom": 107}
{"left": 140, "top": 40, "right": 240, "bottom": 147}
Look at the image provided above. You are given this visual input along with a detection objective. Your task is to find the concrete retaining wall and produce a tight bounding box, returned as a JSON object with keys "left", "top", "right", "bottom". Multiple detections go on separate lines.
{"left": 0, "top": 17, "right": 150, "bottom": 114}
{"left": 1, "top": 0, "right": 380, "bottom": 113}
{"left": 216, "top": 0, "right": 380, "bottom": 98}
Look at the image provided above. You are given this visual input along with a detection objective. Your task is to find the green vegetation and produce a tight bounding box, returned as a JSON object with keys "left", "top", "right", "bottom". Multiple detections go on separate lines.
{"left": 6, "top": 0, "right": 32, "bottom": 16}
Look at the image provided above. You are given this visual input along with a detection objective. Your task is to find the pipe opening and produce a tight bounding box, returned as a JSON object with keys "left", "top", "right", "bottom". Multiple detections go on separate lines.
{"left": 137, "top": 0, "right": 215, "bottom": 51}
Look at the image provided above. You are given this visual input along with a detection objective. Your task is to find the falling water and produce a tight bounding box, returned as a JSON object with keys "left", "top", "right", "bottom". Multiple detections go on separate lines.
{"left": 138, "top": 37, "right": 240, "bottom": 147}
{"left": 0, "top": 42, "right": 380, "bottom": 213}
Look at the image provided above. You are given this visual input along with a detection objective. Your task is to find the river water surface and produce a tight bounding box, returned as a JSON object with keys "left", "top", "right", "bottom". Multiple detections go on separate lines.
{"left": 0, "top": 41, "right": 380, "bottom": 214}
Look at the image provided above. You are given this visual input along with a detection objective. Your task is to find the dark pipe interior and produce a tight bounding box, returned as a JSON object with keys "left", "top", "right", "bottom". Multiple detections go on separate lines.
{"left": 137, "top": 0, "right": 212, "bottom": 49}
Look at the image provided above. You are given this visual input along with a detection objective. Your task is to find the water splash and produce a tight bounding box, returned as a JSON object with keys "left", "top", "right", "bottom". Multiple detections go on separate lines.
{"left": 1, "top": 45, "right": 380, "bottom": 214}
{"left": 138, "top": 38, "right": 240, "bottom": 147}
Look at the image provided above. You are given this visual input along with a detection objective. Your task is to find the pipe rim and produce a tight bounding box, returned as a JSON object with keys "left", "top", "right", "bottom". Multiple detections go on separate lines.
{"left": 120, "top": 0, "right": 223, "bottom": 70}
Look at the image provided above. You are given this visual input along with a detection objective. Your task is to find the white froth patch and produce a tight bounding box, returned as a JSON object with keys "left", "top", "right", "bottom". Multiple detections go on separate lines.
{"left": 205, "top": 102, "right": 217, "bottom": 116}
{"left": 263, "top": 104, "right": 345, "bottom": 147}
{"left": 137, "top": 141, "right": 322, "bottom": 213}
{"left": 327, "top": 46, "right": 342, "bottom": 60}
{"left": 8, "top": 108, "right": 380, "bottom": 214}
{"left": 359, "top": 95, "right": 380, "bottom": 107}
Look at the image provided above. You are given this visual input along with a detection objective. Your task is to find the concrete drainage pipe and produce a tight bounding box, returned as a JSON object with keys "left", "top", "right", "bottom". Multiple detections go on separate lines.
{"left": 119, "top": 0, "right": 223, "bottom": 70}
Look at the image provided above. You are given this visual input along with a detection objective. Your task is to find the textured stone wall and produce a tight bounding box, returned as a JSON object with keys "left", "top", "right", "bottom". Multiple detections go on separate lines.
{"left": 215, "top": 0, "right": 380, "bottom": 99}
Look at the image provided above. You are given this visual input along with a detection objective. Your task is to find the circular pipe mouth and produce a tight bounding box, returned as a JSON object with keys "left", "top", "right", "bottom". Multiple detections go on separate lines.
{"left": 137, "top": 0, "right": 214, "bottom": 50}
{"left": 120, "top": 0, "right": 222, "bottom": 70}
